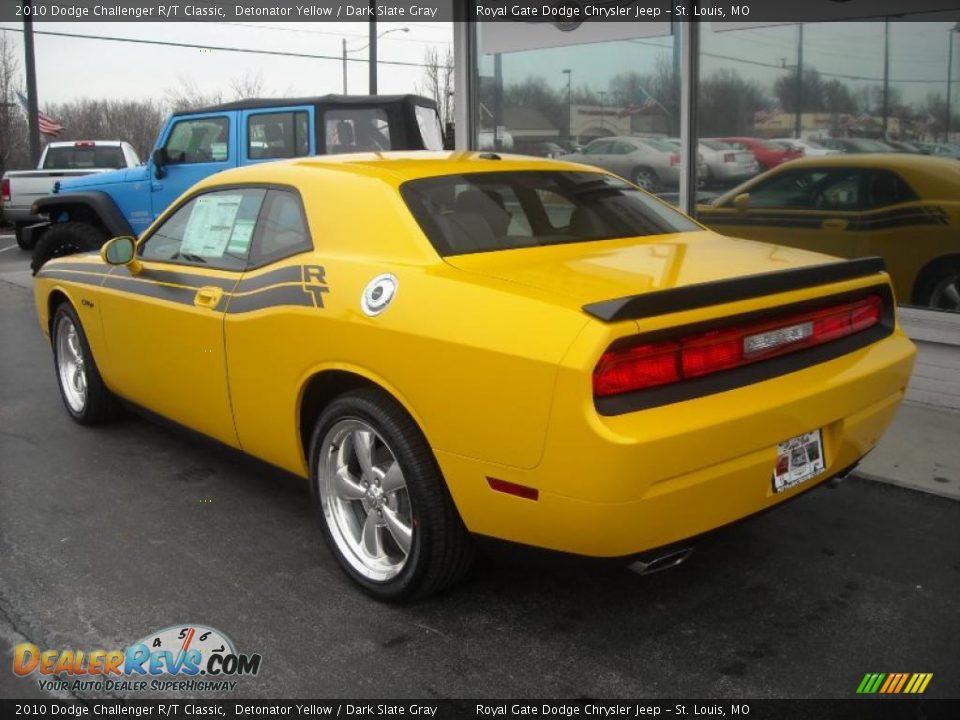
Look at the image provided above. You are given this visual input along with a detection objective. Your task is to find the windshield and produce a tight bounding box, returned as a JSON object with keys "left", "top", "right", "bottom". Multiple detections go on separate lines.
{"left": 43, "top": 145, "right": 125, "bottom": 169}
{"left": 400, "top": 170, "right": 700, "bottom": 257}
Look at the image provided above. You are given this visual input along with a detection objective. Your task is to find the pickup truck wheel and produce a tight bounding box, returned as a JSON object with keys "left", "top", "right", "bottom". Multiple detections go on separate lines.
{"left": 309, "top": 388, "right": 474, "bottom": 601}
{"left": 31, "top": 222, "right": 107, "bottom": 275}
{"left": 51, "top": 303, "right": 119, "bottom": 424}
{"left": 15, "top": 224, "right": 35, "bottom": 250}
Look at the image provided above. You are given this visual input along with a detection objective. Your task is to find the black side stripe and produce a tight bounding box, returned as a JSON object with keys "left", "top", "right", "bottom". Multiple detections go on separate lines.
{"left": 583, "top": 257, "right": 886, "bottom": 322}
{"left": 40, "top": 263, "right": 329, "bottom": 314}
{"left": 41, "top": 262, "right": 113, "bottom": 275}
{"left": 111, "top": 265, "right": 239, "bottom": 292}
{"left": 234, "top": 266, "right": 304, "bottom": 293}
{"left": 102, "top": 275, "right": 203, "bottom": 307}
{"left": 35, "top": 269, "right": 109, "bottom": 286}
{"left": 225, "top": 284, "right": 321, "bottom": 314}
{"left": 705, "top": 205, "right": 950, "bottom": 231}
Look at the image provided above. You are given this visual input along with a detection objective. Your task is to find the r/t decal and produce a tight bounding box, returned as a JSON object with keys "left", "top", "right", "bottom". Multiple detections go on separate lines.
{"left": 301, "top": 265, "right": 330, "bottom": 308}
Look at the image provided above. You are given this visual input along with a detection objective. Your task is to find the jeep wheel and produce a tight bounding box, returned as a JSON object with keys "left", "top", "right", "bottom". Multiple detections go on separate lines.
{"left": 31, "top": 222, "right": 107, "bottom": 275}
{"left": 15, "top": 224, "right": 35, "bottom": 250}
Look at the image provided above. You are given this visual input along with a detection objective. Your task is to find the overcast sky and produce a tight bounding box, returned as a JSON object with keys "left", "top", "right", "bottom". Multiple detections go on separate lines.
{"left": 0, "top": 20, "right": 453, "bottom": 105}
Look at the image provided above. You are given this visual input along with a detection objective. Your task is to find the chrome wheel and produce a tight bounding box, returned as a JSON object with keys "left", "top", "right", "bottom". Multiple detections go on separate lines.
{"left": 929, "top": 272, "right": 960, "bottom": 312}
{"left": 317, "top": 419, "right": 413, "bottom": 582}
{"left": 56, "top": 316, "right": 87, "bottom": 414}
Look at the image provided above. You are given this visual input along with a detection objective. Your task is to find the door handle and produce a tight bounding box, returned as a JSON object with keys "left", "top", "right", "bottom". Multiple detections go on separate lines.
{"left": 194, "top": 286, "right": 224, "bottom": 309}
{"left": 821, "top": 218, "right": 848, "bottom": 230}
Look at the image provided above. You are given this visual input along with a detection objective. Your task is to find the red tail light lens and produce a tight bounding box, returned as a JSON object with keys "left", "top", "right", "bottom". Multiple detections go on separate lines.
{"left": 670, "top": 153, "right": 680, "bottom": 166}
{"left": 593, "top": 294, "right": 884, "bottom": 398}
{"left": 723, "top": 152, "right": 736, "bottom": 162}
{"left": 1, "top": 177, "right": 9, "bottom": 202}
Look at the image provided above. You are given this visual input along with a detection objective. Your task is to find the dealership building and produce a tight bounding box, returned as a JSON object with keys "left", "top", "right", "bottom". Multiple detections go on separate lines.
{"left": 450, "top": 5, "right": 960, "bottom": 409}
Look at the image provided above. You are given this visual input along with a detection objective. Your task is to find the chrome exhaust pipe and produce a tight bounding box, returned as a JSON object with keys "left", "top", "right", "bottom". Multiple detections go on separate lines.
{"left": 627, "top": 546, "right": 695, "bottom": 576}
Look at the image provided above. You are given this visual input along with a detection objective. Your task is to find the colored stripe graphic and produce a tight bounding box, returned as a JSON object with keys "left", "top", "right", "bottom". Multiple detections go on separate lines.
{"left": 857, "top": 672, "right": 932, "bottom": 694}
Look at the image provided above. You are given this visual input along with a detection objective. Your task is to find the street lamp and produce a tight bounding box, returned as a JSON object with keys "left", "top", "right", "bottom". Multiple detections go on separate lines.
{"left": 947, "top": 23, "right": 960, "bottom": 141}
{"left": 562, "top": 69, "right": 572, "bottom": 144}
{"left": 341, "top": 27, "right": 409, "bottom": 94}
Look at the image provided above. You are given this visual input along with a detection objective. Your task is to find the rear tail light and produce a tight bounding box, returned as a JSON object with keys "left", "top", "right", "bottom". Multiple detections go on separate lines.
{"left": 723, "top": 152, "right": 735, "bottom": 162}
{"left": 670, "top": 152, "right": 680, "bottom": 166}
{"left": 593, "top": 294, "right": 884, "bottom": 398}
{"left": 1, "top": 177, "right": 9, "bottom": 202}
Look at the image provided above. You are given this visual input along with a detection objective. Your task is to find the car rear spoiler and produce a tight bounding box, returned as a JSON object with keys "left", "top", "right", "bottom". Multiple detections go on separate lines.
{"left": 582, "top": 257, "right": 887, "bottom": 322}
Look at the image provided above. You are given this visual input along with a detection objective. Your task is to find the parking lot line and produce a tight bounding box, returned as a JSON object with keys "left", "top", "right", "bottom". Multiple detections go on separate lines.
{"left": 0, "top": 244, "right": 20, "bottom": 253}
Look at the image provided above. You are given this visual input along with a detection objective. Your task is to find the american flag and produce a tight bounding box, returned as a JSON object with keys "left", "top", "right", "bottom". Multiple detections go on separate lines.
{"left": 16, "top": 92, "right": 64, "bottom": 136}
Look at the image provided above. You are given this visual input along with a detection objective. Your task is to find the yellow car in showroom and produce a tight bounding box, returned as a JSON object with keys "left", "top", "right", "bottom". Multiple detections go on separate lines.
{"left": 34, "top": 152, "right": 916, "bottom": 600}
{"left": 697, "top": 154, "right": 960, "bottom": 311}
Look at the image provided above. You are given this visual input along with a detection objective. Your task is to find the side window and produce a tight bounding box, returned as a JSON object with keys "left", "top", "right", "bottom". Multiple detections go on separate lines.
{"left": 247, "top": 111, "right": 310, "bottom": 160}
{"left": 864, "top": 170, "right": 918, "bottom": 209}
{"left": 583, "top": 141, "right": 610, "bottom": 155}
{"left": 164, "top": 117, "right": 229, "bottom": 164}
{"left": 611, "top": 142, "right": 636, "bottom": 155}
{"left": 140, "top": 188, "right": 266, "bottom": 270}
{"left": 324, "top": 108, "right": 392, "bottom": 153}
{"left": 743, "top": 169, "right": 832, "bottom": 209}
{"left": 249, "top": 190, "right": 313, "bottom": 266}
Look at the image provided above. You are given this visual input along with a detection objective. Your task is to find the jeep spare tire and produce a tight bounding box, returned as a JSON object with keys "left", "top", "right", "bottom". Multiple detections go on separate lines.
{"left": 31, "top": 222, "right": 107, "bottom": 275}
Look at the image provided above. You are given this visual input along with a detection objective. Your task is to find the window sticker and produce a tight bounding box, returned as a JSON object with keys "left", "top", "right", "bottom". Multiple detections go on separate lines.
{"left": 210, "top": 142, "right": 228, "bottom": 162}
{"left": 227, "top": 219, "right": 256, "bottom": 256}
{"left": 181, "top": 194, "right": 243, "bottom": 257}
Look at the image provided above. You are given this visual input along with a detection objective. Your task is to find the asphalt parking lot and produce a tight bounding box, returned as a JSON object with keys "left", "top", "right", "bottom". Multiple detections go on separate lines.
{"left": 1, "top": 235, "right": 959, "bottom": 700}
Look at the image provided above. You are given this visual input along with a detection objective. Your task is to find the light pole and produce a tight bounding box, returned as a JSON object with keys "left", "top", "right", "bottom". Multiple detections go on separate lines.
{"left": 562, "top": 69, "right": 572, "bottom": 144}
{"left": 598, "top": 90, "right": 607, "bottom": 132}
{"left": 947, "top": 23, "right": 960, "bottom": 141}
{"left": 341, "top": 27, "right": 409, "bottom": 94}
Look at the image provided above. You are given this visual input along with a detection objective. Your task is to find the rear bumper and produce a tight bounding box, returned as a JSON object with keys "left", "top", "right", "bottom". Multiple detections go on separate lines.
{"left": 710, "top": 163, "right": 758, "bottom": 180}
{"left": 438, "top": 331, "right": 915, "bottom": 557}
{"left": 2, "top": 206, "right": 42, "bottom": 225}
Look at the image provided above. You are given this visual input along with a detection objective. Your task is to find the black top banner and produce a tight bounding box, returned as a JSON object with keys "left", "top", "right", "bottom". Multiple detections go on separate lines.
{"left": 2, "top": 699, "right": 960, "bottom": 719}
{"left": 0, "top": 0, "right": 958, "bottom": 23}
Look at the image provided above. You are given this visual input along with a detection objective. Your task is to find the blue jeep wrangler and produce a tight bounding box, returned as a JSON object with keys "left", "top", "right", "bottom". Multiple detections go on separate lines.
{"left": 29, "top": 94, "right": 443, "bottom": 273}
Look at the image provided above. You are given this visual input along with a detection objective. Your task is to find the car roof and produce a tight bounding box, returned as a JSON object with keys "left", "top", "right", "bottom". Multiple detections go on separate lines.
{"left": 172, "top": 94, "right": 436, "bottom": 116}
{"left": 191, "top": 151, "right": 617, "bottom": 190}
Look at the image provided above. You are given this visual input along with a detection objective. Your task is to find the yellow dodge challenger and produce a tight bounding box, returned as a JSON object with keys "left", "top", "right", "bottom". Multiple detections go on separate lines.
{"left": 697, "top": 154, "right": 960, "bottom": 311}
{"left": 33, "top": 152, "right": 916, "bottom": 600}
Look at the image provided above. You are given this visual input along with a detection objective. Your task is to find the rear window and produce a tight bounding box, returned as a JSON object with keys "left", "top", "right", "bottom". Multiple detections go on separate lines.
{"left": 415, "top": 105, "right": 444, "bottom": 150}
{"left": 400, "top": 171, "right": 700, "bottom": 257}
{"left": 42, "top": 146, "right": 125, "bottom": 169}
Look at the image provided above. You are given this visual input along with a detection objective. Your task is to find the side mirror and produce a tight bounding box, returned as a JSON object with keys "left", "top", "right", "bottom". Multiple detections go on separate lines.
{"left": 733, "top": 193, "right": 750, "bottom": 212}
{"left": 101, "top": 236, "right": 141, "bottom": 275}
{"left": 151, "top": 148, "right": 167, "bottom": 179}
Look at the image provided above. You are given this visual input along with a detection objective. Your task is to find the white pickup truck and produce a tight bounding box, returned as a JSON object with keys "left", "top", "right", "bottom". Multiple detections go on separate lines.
{"left": 2, "top": 140, "right": 140, "bottom": 249}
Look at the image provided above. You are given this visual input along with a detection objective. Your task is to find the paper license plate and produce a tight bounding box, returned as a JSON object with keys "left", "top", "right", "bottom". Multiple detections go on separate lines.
{"left": 773, "top": 430, "right": 825, "bottom": 493}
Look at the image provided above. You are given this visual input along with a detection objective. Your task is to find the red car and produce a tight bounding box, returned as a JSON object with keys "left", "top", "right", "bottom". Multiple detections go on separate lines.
{"left": 714, "top": 137, "right": 804, "bottom": 170}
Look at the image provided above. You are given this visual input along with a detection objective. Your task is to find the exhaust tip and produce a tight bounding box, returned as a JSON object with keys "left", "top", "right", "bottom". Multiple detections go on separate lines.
{"left": 628, "top": 546, "right": 695, "bottom": 576}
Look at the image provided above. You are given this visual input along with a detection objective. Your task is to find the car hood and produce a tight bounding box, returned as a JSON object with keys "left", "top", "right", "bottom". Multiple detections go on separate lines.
{"left": 444, "top": 230, "right": 839, "bottom": 310}
{"left": 59, "top": 165, "right": 148, "bottom": 192}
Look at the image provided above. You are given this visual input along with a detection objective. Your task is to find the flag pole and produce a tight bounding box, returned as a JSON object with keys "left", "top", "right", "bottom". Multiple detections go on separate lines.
{"left": 22, "top": 0, "right": 41, "bottom": 165}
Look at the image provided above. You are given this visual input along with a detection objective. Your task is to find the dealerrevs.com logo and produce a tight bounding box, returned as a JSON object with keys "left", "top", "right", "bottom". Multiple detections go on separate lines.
{"left": 13, "top": 624, "right": 261, "bottom": 693}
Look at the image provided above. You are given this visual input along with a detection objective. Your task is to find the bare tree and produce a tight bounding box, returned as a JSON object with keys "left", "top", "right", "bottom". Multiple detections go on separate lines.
{"left": 228, "top": 71, "right": 266, "bottom": 100}
{"left": 417, "top": 46, "right": 454, "bottom": 126}
{"left": 164, "top": 78, "right": 224, "bottom": 113}
{"left": 44, "top": 98, "right": 167, "bottom": 161}
{"left": 0, "top": 33, "right": 29, "bottom": 179}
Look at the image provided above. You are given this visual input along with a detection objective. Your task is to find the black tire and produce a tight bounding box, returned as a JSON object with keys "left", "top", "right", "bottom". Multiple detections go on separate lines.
{"left": 309, "top": 387, "right": 474, "bottom": 601}
{"left": 631, "top": 167, "right": 659, "bottom": 192}
{"left": 50, "top": 302, "right": 119, "bottom": 425}
{"left": 913, "top": 259, "right": 960, "bottom": 312}
{"left": 31, "top": 221, "right": 106, "bottom": 275}
{"left": 15, "top": 223, "right": 35, "bottom": 250}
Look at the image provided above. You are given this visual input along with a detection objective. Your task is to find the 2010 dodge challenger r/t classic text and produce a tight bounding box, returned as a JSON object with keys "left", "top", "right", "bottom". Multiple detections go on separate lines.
{"left": 33, "top": 152, "right": 916, "bottom": 600}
